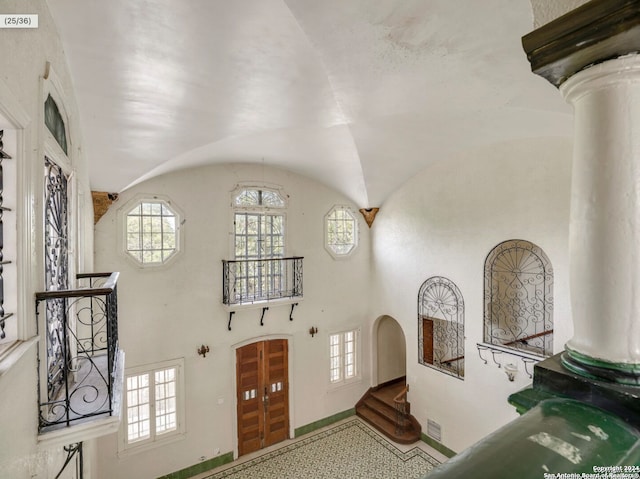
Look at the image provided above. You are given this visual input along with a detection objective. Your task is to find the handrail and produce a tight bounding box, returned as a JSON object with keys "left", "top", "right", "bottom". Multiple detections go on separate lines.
{"left": 503, "top": 329, "right": 553, "bottom": 346}
{"left": 441, "top": 355, "right": 465, "bottom": 365}
{"left": 35, "top": 272, "right": 119, "bottom": 300}
{"left": 36, "top": 272, "right": 120, "bottom": 432}
{"left": 393, "top": 384, "right": 409, "bottom": 405}
{"left": 222, "top": 257, "right": 304, "bottom": 306}
{"left": 393, "top": 384, "right": 410, "bottom": 436}
{"left": 222, "top": 256, "right": 304, "bottom": 265}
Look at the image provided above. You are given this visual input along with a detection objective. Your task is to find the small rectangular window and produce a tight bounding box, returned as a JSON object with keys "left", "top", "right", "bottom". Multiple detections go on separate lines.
{"left": 121, "top": 359, "right": 184, "bottom": 453}
{"left": 329, "top": 330, "right": 359, "bottom": 384}
{"left": 154, "top": 367, "right": 177, "bottom": 435}
{"left": 126, "top": 373, "right": 151, "bottom": 443}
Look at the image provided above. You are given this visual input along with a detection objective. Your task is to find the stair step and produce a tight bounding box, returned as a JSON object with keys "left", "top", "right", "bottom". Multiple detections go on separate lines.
{"left": 357, "top": 405, "right": 395, "bottom": 431}
{"left": 370, "top": 389, "right": 399, "bottom": 407}
{"left": 356, "top": 404, "right": 421, "bottom": 444}
{"left": 363, "top": 397, "right": 398, "bottom": 422}
{"left": 355, "top": 379, "right": 422, "bottom": 445}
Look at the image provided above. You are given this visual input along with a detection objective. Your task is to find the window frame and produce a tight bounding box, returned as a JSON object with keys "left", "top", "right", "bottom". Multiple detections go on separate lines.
{"left": 0, "top": 129, "right": 18, "bottom": 360}
{"left": 119, "top": 358, "right": 185, "bottom": 456}
{"left": 328, "top": 329, "right": 360, "bottom": 387}
{"left": 228, "top": 185, "right": 289, "bottom": 304}
{"left": 324, "top": 205, "right": 359, "bottom": 259}
{"left": 119, "top": 195, "right": 183, "bottom": 269}
{"left": 231, "top": 184, "right": 287, "bottom": 260}
{"left": 0, "top": 67, "right": 72, "bottom": 375}
{"left": 483, "top": 239, "right": 554, "bottom": 358}
{"left": 418, "top": 276, "right": 465, "bottom": 380}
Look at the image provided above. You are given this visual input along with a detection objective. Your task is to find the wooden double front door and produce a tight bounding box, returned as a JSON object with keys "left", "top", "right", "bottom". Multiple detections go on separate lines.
{"left": 236, "top": 339, "right": 289, "bottom": 456}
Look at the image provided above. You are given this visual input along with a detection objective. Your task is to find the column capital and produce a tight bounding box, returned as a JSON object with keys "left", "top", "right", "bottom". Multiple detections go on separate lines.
{"left": 560, "top": 54, "right": 640, "bottom": 104}
{"left": 522, "top": 0, "right": 640, "bottom": 87}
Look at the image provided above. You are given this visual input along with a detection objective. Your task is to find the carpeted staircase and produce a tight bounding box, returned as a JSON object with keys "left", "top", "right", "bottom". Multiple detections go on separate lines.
{"left": 356, "top": 377, "right": 422, "bottom": 444}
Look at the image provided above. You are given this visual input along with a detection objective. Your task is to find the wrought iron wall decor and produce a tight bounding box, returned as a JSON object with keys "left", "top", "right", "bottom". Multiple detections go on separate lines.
{"left": 36, "top": 272, "right": 120, "bottom": 432}
{"left": 483, "top": 239, "right": 553, "bottom": 358}
{"left": 44, "top": 157, "right": 70, "bottom": 401}
{"left": 0, "top": 131, "right": 12, "bottom": 342}
{"left": 418, "top": 276, "right": 465, "bottom": 379}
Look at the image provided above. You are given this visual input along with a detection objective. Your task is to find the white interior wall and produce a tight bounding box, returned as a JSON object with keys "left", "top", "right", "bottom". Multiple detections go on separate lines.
{"left": 371, "top": 137, "right": 573, "bottom": 454}
{"left": 93, "top": 163, "right": 373, "bottom": 478}
{"left": 0, "top": 1, "right": 94, "bottom": 478}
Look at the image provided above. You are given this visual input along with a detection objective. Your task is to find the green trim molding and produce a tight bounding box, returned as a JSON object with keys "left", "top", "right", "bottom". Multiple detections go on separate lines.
{"left": 294, "top": 408, "right": 355, "bottom": 437}
{"left": 157, "top": 452, "right": 234, "bottom": 479}
{"left": 563, "top": 347, "right": 640, "bottom": 385}
{"left": 421, "top": 433, "right": 456, "bottom": 459}
{"left": 510, "top": 352, "right": 640, "bottom": 426}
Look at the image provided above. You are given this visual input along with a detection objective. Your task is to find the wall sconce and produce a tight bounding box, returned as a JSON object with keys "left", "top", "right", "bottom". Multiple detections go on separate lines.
{"left": 504, "top": 363, "right": 518, "bottom": 382}
{"left": 309, "top": 327, "right": 318, "bottom": 338}
{"left": 197, "top": 345, "right": 210, "bottom": 358}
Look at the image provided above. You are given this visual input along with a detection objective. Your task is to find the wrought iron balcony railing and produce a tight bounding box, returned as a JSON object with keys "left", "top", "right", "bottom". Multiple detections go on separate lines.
{"left": 35, "top": 272, "right": 121, "bottom": 433}
{"left": 222, "top": 257, "right": 303, "bottom": 306}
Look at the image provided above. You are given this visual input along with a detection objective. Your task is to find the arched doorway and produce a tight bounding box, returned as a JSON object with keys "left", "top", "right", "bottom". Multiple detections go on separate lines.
{"left": 358, "top": 315, "right": 420, "bottom": 443}
{"left": 374, "top": 315, "right": 406, "bottom": 386}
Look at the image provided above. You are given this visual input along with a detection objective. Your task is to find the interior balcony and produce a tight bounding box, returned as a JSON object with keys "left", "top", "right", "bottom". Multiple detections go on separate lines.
{"left": 222, "top": 257, "right": 304, "bottom": 329}
{"left": 35, "top": 272, "right": 125, "bottom": 447}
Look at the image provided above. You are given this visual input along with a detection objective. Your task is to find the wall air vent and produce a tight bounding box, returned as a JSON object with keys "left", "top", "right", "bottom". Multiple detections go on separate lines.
{"left": 427, "top": 419, "right": 442, "bottom": 442}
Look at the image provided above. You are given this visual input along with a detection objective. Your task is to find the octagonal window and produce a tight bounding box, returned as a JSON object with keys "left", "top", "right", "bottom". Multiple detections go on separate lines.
{"left": 325, "top": 206, "right": 358, "bottom": 258}
{"left": 125, "top": 200, "right": 180, "bottom": 265}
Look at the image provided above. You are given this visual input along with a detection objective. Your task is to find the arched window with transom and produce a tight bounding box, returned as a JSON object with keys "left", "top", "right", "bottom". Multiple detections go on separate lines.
{"left": 484, "top": 239, "right": 553, "bottom": 357}
{"left": 418, "top": 276, "right": 464, "bottom": 379}
{"left": 228, "top": 185, "right": 288, "bottom": 303}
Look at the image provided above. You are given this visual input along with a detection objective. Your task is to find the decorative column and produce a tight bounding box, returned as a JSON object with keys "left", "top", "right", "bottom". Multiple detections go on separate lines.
{"left": 522, "top": 0, "right": 640, "bottom": 386}
{"left": 561, "top": 56, "right": 640, "bottom": 383}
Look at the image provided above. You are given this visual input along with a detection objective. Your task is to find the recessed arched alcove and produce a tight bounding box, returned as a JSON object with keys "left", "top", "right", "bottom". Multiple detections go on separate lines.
{"left": 373, "top": 315, "right": 406, "bottom": 385}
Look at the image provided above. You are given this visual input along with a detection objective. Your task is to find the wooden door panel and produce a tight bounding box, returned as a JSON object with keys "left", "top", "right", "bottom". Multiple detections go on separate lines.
{"left": 236, "top": 342, "right": 264, "bottom": 456}
{"left": 237, "top": 339, "right": 289, "bottom": 455}
{"left": 263, "top": 339, "right": 289, "bottom": 448}
{"left": 423, "top": 318, "right": 434, "bottom": 365}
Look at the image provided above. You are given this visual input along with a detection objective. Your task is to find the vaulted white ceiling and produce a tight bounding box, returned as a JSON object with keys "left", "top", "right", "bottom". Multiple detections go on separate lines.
{"left": 46, "top": 0, "right": 576, "bottom": 207}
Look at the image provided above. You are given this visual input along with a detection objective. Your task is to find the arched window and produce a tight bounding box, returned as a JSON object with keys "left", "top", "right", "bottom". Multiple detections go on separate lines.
{"left": 232, "top": 185, "right": 286, "bottom": 260}
{"left": 484, "top": 239, "right": 553, "bottom": 357}
{"left": 418, "top": 276, "right": 464, "bottom": 379}
{"left": 44, "top": 94, "right": 68, "bottom": 154}
{"left": 229, "top": 185, "right": 288, "bottom": 303}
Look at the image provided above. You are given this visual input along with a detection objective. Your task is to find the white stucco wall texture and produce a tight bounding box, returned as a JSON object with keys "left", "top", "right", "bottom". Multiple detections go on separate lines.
{"left": 371, "top": 137, "right": 573, "bottom": 454}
